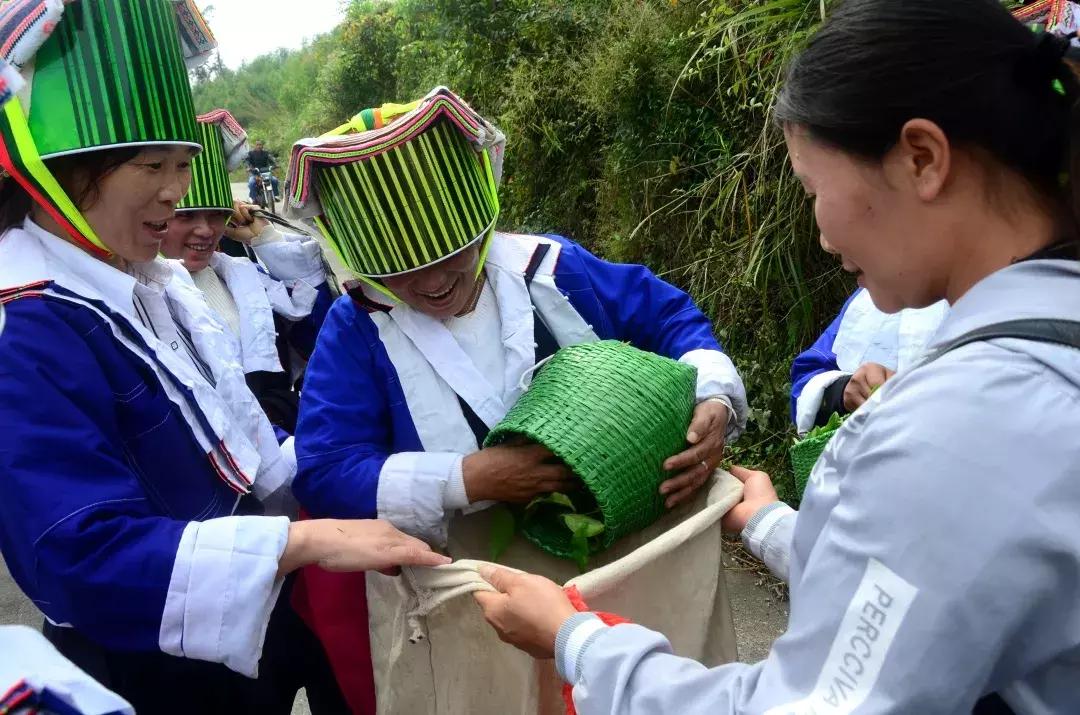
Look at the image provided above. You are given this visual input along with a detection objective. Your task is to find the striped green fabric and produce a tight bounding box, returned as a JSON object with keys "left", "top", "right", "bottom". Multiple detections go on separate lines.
{"left": 178, "top": 119, "right": 233, "bottom": 212}
{"left": 28, "top": 0, "right": 198, "bottom": 158}
{"left": 316, "top": 118, "right": 497, "bottom": 276}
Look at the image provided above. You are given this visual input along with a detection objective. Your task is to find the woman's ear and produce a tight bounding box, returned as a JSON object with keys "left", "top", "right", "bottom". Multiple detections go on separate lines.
{"left": 893, "top": 118, "right": 951, "bottom": 202}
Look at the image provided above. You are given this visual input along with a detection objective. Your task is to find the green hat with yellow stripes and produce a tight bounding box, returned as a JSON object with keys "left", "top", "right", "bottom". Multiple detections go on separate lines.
{"left": 177, "top": 110, "right": 248, "bottom": 214}
{"left": 284, "top": 87, "right": 506, "bottom": 278}
{"left": 0, "top": 0, "right": 213, "bottom": 258}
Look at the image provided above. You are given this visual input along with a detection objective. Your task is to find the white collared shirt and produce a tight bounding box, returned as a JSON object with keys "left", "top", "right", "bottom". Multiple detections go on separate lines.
{"left": 21, "top": 220, "right": 211, "bottom": 383}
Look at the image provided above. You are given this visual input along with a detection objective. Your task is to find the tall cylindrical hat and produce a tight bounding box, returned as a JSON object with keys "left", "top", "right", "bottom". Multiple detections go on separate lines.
{"left": 0, "top": 0, "right": 213, "bottom": 257}
{"left": 284, "top": 87, "right": 506, "bottom": 278}
{"left": 177, "top": 109, "right": 248, "bottom": 214}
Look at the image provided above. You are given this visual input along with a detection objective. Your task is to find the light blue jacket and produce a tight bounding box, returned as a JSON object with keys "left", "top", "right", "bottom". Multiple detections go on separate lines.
{"left": 558, "top": 259, "right": 1080, "bottom": 714}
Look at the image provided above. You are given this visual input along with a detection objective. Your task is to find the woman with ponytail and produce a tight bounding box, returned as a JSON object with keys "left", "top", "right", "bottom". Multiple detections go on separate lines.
{"left": 472, "top": 1, "right": 1080, "bottom": 712}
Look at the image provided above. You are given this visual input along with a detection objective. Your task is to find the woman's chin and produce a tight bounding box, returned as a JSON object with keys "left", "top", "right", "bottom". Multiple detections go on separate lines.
{"left": 183, "top": 255, "right": 211, "bottom": 273}
{"left": 863, "top": 286, "right": 907, "bottom": 314}
{"left": 126, "top": 245, "right": 162, "bottom": 264}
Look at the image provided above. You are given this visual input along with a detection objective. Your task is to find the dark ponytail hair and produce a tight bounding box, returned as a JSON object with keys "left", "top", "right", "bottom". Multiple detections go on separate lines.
{"left": 0, "top": 146, "right": 140, "bottom": 233}
{"left": 776, "top": 0, "right": 1080, "bottom": 228}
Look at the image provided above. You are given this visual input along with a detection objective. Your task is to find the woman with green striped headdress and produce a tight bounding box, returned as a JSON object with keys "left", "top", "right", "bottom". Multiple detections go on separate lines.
{"left": 0, "top": 3, "right": 446, "bottom": 712}
{"left": 286, "top": 86, "right": 749, "bottom": 713}
{"left": 162, "top": 109, "right": 334, "bottom": 435}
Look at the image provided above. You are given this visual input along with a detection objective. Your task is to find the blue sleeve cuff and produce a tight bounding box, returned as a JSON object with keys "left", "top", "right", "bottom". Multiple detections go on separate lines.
{"left": 555, "top": 612, "right": 608, "bottom": 683}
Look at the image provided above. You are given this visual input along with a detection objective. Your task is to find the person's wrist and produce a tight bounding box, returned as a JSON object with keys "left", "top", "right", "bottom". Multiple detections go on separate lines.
{"left": 278, "top": 520, "right": 317, "bottom": 576}
{"left": 462, "top": 452, "right": 489, "bottom": 503}
{"left": 550, "top": 602, "right": 580, "bottom": 642}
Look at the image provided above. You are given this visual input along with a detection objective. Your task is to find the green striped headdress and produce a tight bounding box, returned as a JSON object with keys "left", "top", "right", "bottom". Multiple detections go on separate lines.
{"left": 0, "top": 0, "right": 210, "bottom": 258}
{"left": 285, "top": 87, "right": 506, "bottom": 278}
{"left": 178, "top": 110, "right": 248, "bottom": 214}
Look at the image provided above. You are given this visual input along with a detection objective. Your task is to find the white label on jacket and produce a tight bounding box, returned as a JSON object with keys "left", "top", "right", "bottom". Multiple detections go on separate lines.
{"left": 764, "top": 558, "right": 917, "bottom": 715}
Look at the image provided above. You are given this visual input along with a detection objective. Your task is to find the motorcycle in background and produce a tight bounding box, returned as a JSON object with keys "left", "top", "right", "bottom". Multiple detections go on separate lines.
{"left": 250, "top": 165, "right": 277, "bottom": 212}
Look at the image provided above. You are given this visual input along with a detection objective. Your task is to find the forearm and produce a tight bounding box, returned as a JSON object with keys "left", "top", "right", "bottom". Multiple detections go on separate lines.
{"left": 555, "top": 615, "right": 761, "bottom": 715}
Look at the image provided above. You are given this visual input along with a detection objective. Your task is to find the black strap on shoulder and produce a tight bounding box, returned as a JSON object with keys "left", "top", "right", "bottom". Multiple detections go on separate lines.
{"left": 927, "top": 318, "right": 1080, "bottom": 364}
{"left": 524, "top": 243, "right": 551, "bottom": 284}
{"left": 525, "top": 243, "right": 561, "bottom": 363}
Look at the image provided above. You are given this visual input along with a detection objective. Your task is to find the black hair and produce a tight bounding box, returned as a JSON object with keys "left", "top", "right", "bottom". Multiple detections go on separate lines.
{"left": 0, "top": 146, "right": 141, "bottom": 233}
{"left": 776, "top": 0, "right": 1080, "bottom": 227}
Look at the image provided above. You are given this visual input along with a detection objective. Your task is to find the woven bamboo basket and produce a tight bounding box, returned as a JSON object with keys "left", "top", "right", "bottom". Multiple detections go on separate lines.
{"left": 789, "top": 426, "right": 841, "bottom": 498}
{"left": 485, "top": 340, "right": 697, "bottom": 558}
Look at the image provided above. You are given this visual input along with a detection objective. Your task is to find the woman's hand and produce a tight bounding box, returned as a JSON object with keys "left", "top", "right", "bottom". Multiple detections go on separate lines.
{"left": 721, "top": 465, "right": 781, "bottom": 534}
{"left": 223, "top": 201, "right": 270, "bottom": 244}
{"left": 660, "top": 399, "right": 730, "bottom": 508}
{"left": 278, "top": 519, "right": 451, "bottom": 578}
{"left": 473, "top": 564, "right": 578, "bottom": 659}
{"left": 462, "top": 444, "right": 577, "bottom": 504}
{"left": 844, "top": 362, "right": 895, "bottom": 412}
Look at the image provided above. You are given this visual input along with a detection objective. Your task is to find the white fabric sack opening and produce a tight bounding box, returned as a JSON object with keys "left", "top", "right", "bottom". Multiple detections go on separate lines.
{"left": 367, "top": 469, "right": 744, "bottom": 714}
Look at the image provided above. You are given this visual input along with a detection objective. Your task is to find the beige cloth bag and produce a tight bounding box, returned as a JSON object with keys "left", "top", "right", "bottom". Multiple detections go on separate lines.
{"left": 366, "top": 470, "right": 744, "bottom": 715}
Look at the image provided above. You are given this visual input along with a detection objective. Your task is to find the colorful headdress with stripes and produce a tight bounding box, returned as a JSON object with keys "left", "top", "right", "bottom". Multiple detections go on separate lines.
{"left": 0, "top": 0, "right": 213, "bottom": 258}
{"left": 1013, "top": 0, "right": 1080, "bottom": 33}
{"left": 284, "top": 86, "right": 506, "bottom": 278}
{"left": 178, "top": 110, "right": 248, "bottom": 214}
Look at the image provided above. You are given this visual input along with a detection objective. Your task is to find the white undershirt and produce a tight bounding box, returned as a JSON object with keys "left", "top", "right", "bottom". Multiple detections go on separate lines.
{"left": 191, "top": 265, "right": 242, "bottom": 337}
{"left": 443, "top": 280, "right": 506, "bottom": 399}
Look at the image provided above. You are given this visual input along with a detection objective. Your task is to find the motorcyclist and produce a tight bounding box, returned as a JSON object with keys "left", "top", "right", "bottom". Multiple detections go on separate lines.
{"left": 246, "top": 139, "right": 280, "bottom": 203}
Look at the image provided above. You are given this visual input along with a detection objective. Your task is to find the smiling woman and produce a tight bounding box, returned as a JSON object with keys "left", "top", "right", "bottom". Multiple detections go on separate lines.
{"left": 0, "top": 2, "right": 446, "bottom": 714}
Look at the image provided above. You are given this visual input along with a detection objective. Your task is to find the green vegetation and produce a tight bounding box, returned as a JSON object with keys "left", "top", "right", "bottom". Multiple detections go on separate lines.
{"left": 193, "top": 0, "right": 856, "bottom": 502}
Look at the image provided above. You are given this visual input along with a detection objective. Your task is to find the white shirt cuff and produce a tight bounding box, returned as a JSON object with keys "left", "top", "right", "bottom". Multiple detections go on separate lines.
{"left": 794, "top": 369, "right": 851, "bottom": 435}
{"left": 251, "top": 232, "right": 326, "bottom": 287}
{"left": 377, "top": 451, "right": 464, "bottom": 546}
{"left": 678, "top": 349, "right": 749, "bottom": 441}
{"left": 158, "top": 516, "right": 290, "bottom": 677}
{"left": 443, "top": 455, "right": 470, "bottom": 510}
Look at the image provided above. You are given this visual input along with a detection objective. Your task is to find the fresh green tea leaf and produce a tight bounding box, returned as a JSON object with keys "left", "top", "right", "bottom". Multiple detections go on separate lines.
{"left": 802, "top": 412, "right": 845, "bottom": 441}
{"left": 562, "top": 513, "right": 606, "bottom": 538}
{"left": 570, "top": 527, "right": 590, "bottom": 572}
{"left": 489, "top": 506, "right": 517, "bottom": 562}
{"left": 522, "top": 492, "right": 574, "bottom": 520}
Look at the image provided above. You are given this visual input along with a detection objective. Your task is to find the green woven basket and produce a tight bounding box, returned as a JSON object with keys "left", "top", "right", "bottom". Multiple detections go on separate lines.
{"left": 484, "top": 340, "right": 697, "bottom": 559}
{"left": 789, "top": 426, "right": 840, "bottom": 498}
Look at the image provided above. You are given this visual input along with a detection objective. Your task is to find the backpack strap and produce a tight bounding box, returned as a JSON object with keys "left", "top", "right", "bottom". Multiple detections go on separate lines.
{"left": 524, "top": 243, "right": 561, "bottom": 364}
{"left": 924, "top": 318, "right": 1080, "bottom": 364}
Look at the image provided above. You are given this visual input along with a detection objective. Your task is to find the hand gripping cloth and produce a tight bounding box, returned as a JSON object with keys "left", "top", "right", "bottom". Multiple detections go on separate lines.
{"left": 365, "top": 472, "right": 744, "bottom": 714}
